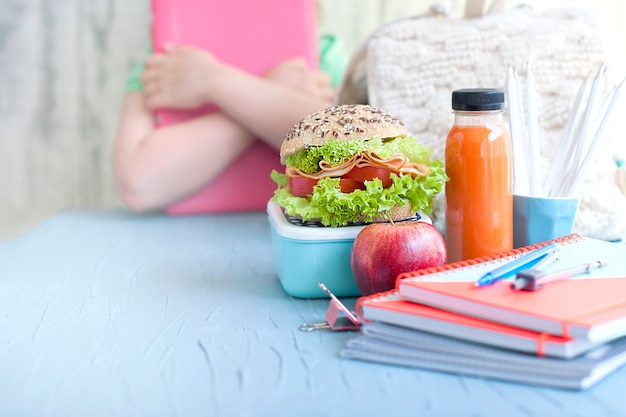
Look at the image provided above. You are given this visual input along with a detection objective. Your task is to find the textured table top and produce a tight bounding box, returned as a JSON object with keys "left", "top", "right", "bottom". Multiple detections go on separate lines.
{"left": 1, "top": 209, "right": 625, "bottom": 417}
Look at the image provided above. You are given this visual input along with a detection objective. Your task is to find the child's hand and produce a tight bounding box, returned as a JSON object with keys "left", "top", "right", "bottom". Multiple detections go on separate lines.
{"left": 264, "top": 58, "right": 334, "bottom": 105}
{"left": 141, "top": 45, "right": 222, "bottom": 110}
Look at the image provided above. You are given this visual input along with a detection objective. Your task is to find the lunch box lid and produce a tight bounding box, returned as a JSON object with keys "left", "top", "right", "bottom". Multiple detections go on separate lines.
{"left": 267, "top": 201, "right": 432, "bottom": 242}
{"left": 267, "top": 201, "right": 367, "bottom": 241}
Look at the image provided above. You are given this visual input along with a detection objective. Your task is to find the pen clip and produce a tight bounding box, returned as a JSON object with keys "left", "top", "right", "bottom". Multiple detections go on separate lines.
{"left": 529, "top": 249, "right": 560, "bottom": 271}
{"left": 510, "top": 250, "right": 560, "bottom": 291}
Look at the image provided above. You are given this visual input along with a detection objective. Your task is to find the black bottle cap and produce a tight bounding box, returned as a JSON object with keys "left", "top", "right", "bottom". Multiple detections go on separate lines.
{"left": 452, "top": 88, "right": 505, "bottom": 111}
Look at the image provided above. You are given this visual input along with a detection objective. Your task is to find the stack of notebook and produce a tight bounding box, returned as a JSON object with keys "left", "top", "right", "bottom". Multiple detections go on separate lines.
{"left": 341, "top": 234, "right": 626, "bottom": 390}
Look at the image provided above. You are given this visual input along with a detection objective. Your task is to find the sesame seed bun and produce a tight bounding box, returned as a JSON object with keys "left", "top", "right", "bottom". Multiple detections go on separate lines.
{"left": 280, "top": 104, "right": 408, "bottom": 164}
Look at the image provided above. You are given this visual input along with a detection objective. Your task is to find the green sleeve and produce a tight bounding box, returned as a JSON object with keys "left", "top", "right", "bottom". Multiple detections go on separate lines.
{"left": 125, "top": 48, "right": 152, "bottom": 92}
{"left": 125, "top": 59, "right": 145, "bottom": 92}
{"left": 318, "top": 34, "right": 348, "bottom": 87}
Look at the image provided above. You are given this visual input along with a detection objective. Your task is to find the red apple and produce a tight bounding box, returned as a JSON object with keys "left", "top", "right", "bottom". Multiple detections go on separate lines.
{"left": 350, "top": 222, "right": 447, "bottom": 296}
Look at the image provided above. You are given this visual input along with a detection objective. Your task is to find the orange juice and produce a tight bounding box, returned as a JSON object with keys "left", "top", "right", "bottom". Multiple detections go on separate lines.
{"left": 445, "top": 89, "right": 513, "bottom": 262}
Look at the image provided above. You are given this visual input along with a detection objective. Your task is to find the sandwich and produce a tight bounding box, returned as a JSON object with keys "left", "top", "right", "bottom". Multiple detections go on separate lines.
{"left": 271, "top": 104, "right": 447, "bottom": 227}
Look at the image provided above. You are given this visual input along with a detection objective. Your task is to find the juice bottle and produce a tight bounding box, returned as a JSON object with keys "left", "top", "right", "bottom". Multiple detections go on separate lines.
{"left": 445, "top": 88, "right": 513, "bottom": 262}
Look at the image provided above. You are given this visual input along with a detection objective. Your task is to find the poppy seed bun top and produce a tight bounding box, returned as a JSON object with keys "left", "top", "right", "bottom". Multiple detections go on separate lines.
{"left": 280, "top": 104, "right": 408, "bottom": 164}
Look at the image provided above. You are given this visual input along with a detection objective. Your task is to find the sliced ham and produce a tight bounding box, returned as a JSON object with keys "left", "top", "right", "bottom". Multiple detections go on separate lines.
{"left": 285, "top": 151, "right": 430, "bottom": 180}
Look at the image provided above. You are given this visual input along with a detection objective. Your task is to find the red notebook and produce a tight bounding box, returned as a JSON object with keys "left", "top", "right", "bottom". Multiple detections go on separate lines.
{"left": 151, "top": 0, "right": 319, "bottom": 214}
{"left": 396, "top": 234, "right": 626, "bottom": 344}
{"left": 356, "top": 292, "right": 596, "bottom": 358}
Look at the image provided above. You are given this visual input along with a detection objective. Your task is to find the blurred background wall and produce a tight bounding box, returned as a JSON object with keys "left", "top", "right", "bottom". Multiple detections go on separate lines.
{"left": 0, "top": 0, "right": 624, "bottom": 238}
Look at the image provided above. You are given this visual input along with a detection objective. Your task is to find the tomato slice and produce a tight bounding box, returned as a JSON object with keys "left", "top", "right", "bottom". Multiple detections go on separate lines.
{"left": 339, "top": 178, "right": 366, "bottom": 193}
{"left": 288, "top": 176, "right": 319, "bottom": 197}
{"left": 343, "top": 166, "right": 393, "bottom": 187}
{"left": 288, "top": 172, "right": 379, "bottom": 197}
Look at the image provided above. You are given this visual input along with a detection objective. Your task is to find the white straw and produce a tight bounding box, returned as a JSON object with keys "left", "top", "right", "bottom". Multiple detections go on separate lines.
{"left": 564, "top": 77, "right": 624, "bottom": 197}
{"left": 561, "top": 64, "right": 606, "bottom": 196}
{"left": 525, "top": 60, "right": 542, "bottom": 196}
{"left": 507, "top": 64, "right": 529, "bottom": 195}
{"left": 543, "top": 70, "right": 592, "bottom": 197}
{"left": 518, "top": 70, "right": 533, "bottom": 197}
{"left": 552, "top": 96, "right": 591, "bottom": 197}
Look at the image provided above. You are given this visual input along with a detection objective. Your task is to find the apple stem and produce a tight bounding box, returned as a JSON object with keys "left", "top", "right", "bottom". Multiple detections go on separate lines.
{"left": 384, "top": 210, "right": 395, "bottom": 225}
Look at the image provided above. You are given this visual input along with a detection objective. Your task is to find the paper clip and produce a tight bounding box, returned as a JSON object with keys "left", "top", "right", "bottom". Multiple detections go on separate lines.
{"left": 299, "top": 282, "right": 361, "bottom": 332}
{"left": 511, "top": 258, "right": 610, "bottom": 291}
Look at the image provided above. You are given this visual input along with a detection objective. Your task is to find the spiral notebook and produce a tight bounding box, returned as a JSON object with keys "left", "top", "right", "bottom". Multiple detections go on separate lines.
{"left": 151, "top": 0, "right": 318, "bottom": 214}
{"left": 396, "top": 234, "right": 626, "bottom": 344}
{"left": 341, "top": 321, "right": 626, "bottom": 390}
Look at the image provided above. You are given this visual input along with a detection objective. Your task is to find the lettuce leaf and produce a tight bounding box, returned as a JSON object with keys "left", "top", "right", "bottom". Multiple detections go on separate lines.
{"left": 271, "top": 136, "right": 448, "bottom": 227}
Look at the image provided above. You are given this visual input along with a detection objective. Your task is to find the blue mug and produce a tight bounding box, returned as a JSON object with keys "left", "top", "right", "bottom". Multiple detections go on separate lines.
{"left": 513, "top": 194, "right": 579, "bottom": 248}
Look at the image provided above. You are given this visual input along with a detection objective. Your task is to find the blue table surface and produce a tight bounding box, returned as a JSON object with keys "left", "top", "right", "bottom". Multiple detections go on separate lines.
{"left": 1, "top": 209, "right": 625, "bottom": 417}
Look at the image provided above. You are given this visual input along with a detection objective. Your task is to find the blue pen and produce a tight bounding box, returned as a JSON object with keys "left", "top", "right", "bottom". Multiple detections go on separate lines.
{"left": 474, "top": 243, "right": 559, "bottom": 287}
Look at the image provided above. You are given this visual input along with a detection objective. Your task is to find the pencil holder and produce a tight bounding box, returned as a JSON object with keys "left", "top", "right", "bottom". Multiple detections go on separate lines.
{"left": 513, "top": 194, "right": 579, "bottom": 248}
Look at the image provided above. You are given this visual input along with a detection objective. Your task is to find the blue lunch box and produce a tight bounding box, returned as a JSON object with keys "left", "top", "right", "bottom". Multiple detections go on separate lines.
{"left": 267, "top": 201, "right": 431, "bottom": 298}
{"left": 267, "top": 201, "right": 365, "bottom": 298}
